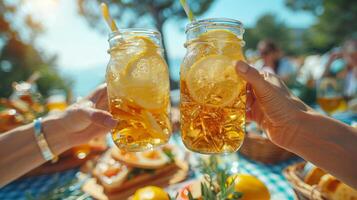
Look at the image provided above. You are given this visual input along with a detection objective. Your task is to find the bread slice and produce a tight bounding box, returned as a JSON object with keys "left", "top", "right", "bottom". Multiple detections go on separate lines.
{"left": 304, "top": 166, "right": 326, "bottom": 185}
{"left": 318, "top": 174, "right": 357, "bottom": 200}
{"left": 92, "top": 151, "right": 131, "bottom": 192}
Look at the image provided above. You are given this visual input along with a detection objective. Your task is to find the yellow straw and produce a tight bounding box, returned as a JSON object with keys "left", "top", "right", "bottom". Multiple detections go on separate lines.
{"left": 100, "top": 3, "right": 118, "bottom": 32}
{"left": 179, "top": 0, "right": 196, "bottom": 22}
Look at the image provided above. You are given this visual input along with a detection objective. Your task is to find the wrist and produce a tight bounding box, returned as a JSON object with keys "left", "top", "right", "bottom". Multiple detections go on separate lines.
{"left": 284, "top": 110, "right": 320, "bottom": 152}
{"left": 42, "top": 114, "right": 72, "bottom": 155}
{"left": 271, "top": 108, "right": 313, "bottom": 150}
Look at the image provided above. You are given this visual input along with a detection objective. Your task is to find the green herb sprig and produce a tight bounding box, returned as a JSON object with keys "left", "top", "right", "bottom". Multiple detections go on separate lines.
{"left": 182, "top": 156, "right": 242, "bottom": 200}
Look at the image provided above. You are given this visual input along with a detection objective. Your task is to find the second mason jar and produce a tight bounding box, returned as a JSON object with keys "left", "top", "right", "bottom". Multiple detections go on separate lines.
{"left": 106, "top": 29, "right": 172, "bottom": 152}
{"left": 180, "top": 18, "right": 247, "bottom": 154}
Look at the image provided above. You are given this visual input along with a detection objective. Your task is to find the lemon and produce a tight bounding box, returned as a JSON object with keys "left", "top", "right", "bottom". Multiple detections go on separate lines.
{"left": 141, "top": 110, "right": 167, "bottom": 139}
{"left": 132, "top": 186, "right": 170, "bottom": 200}
{"left": 185, "top": 55, "right": 243, "bottom": 107}
{"left": 199, "top": 30, "right": 245, "bottom": 61}
{"left": 229, "top": 174, "right": 270, "bottom": 200}
{"left": 119, "top": 36, "right": 169, "bottom": 111}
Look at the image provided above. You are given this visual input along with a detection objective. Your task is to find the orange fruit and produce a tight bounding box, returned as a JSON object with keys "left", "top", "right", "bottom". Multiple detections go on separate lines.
{"left": 132, "top": 186, "right": 170, "bottom": 200}
{"left": 229, "top": 174, "right": 270, "bottom": 200}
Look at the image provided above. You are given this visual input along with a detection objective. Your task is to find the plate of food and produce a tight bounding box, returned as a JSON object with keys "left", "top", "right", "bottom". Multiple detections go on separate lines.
{"left": 82, "top": 144, "right": 189, "bottom": 200}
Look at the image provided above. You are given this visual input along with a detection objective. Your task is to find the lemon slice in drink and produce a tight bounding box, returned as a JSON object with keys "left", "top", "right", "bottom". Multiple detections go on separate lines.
{"left": 120, "top": 36, "right": 169, "bottom": 111}
{"left": 199, "top": 30, "right": 245, "bottom": 60}
{"left": 185, "top": 55, "right": 243, "bottom": 107}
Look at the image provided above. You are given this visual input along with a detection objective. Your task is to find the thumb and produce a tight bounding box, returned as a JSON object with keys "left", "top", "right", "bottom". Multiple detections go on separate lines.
{"left": 235, "top": 61, "right": 268, "bottom": 94}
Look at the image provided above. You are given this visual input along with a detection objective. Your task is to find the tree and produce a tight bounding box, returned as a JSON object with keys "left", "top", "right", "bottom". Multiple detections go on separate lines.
{"left": 0, "top": 0, "right": 71, "bottom": 98}
{"left": 77, "top": 0, "right": 215, "bottom": 89}
{"left": 244, "top": 13, "right": 295, "bottom": 54}
{"left": 285, "top": 0, "right": 357, "bottom": 53}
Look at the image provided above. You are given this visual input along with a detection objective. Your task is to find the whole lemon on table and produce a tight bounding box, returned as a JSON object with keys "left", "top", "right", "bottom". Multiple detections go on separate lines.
{"left": 229, "top": 174, "right": 270, "bottom": 200}
{"left": 132, "top": 186, "right": 170, "bottom": 200}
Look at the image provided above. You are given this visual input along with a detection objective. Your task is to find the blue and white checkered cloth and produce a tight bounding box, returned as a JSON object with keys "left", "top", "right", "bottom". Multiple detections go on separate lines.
{"left": 0, "top": 155, "right": 300, "bottom": 200}
{"left": 237, "top": 155, "right": 301, "bottom": 200}
{"left": 0, "top": 169, "right": 79, "bottom": 200}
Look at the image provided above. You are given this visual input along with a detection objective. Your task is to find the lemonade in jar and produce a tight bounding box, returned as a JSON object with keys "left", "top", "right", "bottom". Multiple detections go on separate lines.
{"left": 180, "top": 18, "right": 246, "bottom": 154}
{"left": 106, "top": 29, "right": 172, "bottom": 151}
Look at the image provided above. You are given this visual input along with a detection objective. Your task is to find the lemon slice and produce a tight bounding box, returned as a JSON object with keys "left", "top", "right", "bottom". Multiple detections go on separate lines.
{"left": 119, "top": 36, "right": 169, "bottom": 110}
{"left": 185, "top": 55, "right": 243, "bottom": 107}
{"left": 141, "top": 110, "right": 167, "bottom": 139}
{"left": 199, "top": 30, "right": 245, "bottom": 61}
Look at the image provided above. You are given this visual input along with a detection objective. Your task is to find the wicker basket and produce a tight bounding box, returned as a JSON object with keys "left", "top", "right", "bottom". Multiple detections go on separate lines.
{"left": 240, "top": 132, "right": 296, "bottom": 164}
{"left": 283, "top": 162, "right": 326, "bottom": 200}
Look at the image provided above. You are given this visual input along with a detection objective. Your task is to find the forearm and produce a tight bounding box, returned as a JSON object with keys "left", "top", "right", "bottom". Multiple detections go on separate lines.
{"left": 0, "top": 116, "right": 70, "bottom": 187}
{"left": 322, "top": 59, "right": 333, "bottom": 77}
{"left": 289, "top": 111, "right": 357, "bottom": 188}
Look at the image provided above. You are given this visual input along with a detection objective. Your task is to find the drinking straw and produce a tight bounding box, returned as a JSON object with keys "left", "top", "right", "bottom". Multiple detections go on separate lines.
{"left": 27, "top": 72, "right": 40, "bottom": 84}
{"left": 100, "top": 3, "right": 119, "bottom": 32}
{"left": 179, "top": 0, "right": 196, "bottom": 22}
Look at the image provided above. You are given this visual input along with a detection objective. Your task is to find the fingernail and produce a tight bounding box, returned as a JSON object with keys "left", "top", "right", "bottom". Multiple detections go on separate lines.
{"left": 104, "top": 117, "right": 118, "bottom": 128}
{"left": 235, "top": 61, "right": 248, "bottom": 73}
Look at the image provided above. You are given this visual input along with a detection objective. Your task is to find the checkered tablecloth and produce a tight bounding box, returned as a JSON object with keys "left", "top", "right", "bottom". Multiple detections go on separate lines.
{"left": 0, "top": 154, "right": 301, "bottom": 200}
{"left": 237, "top": 155, "right": 301, "bottom": 200}
{"left": 0, "top": 168, "right": 79, "bottom": 200}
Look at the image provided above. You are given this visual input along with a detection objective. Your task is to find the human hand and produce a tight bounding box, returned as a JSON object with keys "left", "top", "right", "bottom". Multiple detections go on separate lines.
{"left": 235, "top": 61, "right": 312, "bottom": 148}
{"left": 84, "top": 83, "right": 108, "bottom": 111}
{"left": 43, "top": 85, "right": 117, "bottom": 154}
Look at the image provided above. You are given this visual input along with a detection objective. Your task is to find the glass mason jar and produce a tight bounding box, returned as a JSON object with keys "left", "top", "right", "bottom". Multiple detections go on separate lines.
{"left": 180, "top": 18, "right": 247, "bottom": 154}
{"left": 106, "top": 29, "right": 172, "bottom": 152}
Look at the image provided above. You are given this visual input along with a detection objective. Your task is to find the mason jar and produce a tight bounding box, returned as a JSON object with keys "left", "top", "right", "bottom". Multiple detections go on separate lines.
{"left": 180, "top": 18, "right": 246, "bottom": 154}
{"left": 106, "top": 29, "right": 172, "bottom": 151}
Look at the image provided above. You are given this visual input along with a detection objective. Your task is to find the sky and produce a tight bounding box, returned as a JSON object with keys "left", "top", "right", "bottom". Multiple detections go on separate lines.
{"left": 18, "top": 0, "right": 316, "bottom": 96}
{"left": 24, "top": 0, "right": 316, "bottom": 70}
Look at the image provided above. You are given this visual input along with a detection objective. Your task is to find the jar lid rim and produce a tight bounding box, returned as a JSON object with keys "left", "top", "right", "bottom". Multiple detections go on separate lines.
{"left": 186, "top": 18, "right": 243, "bottom": 33}
{"left": 108, "top": 28, "right": 161, "bottom": 40}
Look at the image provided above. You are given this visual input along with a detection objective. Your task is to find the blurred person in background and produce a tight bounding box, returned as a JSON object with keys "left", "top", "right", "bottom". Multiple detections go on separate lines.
{"left": 254, "top": 39, "right": 297, "bottom": 82}
{"left": 322, "top": 39, "right": 357, "bottom": 100}
{"left": 297, "top": 55, "right": 324, "bottom": 84}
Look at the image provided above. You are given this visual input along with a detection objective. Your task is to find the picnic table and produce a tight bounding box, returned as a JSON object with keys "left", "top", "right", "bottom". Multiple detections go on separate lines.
{"left": 1, "top": 105, "right": 355, "bottom": 200}
{"left": 0, "top": 153, "right": 301, "bottom": 200}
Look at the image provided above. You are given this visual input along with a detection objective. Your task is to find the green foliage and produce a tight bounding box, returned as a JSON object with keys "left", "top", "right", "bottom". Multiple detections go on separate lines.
{"left": 185, "top": 156, "right": 242, "bottom": 200}
{"left": 0, "top": 0, "right": 71, "bottom": 98}
{"left": 244, "top": 13, "right": 296, "bottom": 55}
{"left": 162, "top": 147, "right": 176, "bottom": 162}
{"left": 285, "top": 0, "right": 357, "bottom": 53}
{"left": 285, "top": 0, "right": 323, "bottom": 14}
{"left": 78, "top": 0, "right": 215, "bottom": 31}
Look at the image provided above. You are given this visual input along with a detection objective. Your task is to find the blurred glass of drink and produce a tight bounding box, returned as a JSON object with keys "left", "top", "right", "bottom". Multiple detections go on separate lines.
{"left": 47, "top": 90, "right": 68, "bottom": 112}
{"left": 317, "top": 77, "right": 347, "bottom": 115}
